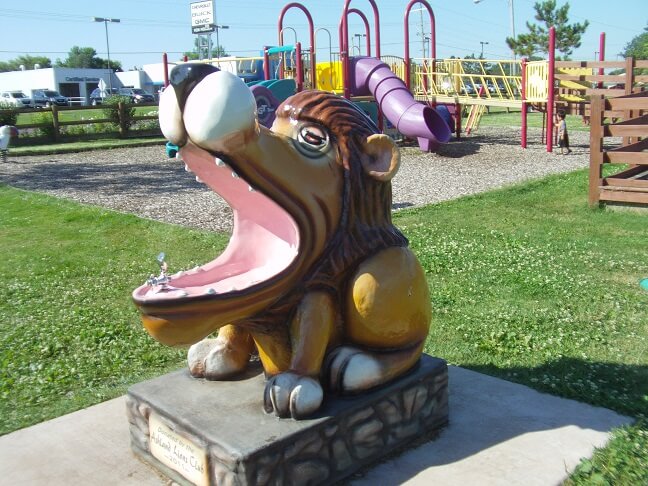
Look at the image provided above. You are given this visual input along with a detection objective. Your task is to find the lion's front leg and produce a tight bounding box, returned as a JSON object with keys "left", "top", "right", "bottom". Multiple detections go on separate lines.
{"left": 262, "top": 291, "right": 338, "bottom": 418}
{"left": 187, "top": 324, "right": 255, "bottom": 379}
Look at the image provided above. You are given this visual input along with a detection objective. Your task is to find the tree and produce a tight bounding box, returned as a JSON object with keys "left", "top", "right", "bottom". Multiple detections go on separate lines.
{"left": 506, "top": 1, "right": 589, "bottom": 59}
{"left": 620, "top": 25, "right": 648, "bottom": 74}
{"left": 620, "top": 25, "right": 648, "bottom": 60}
{"left": 0, "top": 55, "right": 52, "bottom": 73}
{"left": 55, "top": 46, "right": 121, "bottom": 71}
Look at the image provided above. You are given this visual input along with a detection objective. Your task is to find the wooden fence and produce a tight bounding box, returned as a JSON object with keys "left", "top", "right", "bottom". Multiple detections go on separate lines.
{"left": 0, "top": 103, "right": 159, "bottom": 142}
{"left": 589, "top": 91, "right": 648, "bottom": 207}
{"left": 554, "top": 57, "right": 648, "bottom": 117}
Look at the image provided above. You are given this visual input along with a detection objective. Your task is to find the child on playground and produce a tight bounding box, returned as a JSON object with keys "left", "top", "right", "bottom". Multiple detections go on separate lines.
{"left": 555, "top": 110, "right": 572, "bottom": 155}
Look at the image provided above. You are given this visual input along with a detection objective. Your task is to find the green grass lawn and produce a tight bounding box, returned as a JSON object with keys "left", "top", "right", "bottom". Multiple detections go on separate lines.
{"left": 1, "top": 169, "right": 646, "bottom": 483}
{"left": 10, "top": 137, "right": 166, "bottom": 156}
{"left": 0, "top": 186, "right": 227, "bottom": 433}
{"left": 398, "top": 171, "right": 647, "bottom": 484}
{"left": 16, "top": 106, "right": 157, "bottom": 125}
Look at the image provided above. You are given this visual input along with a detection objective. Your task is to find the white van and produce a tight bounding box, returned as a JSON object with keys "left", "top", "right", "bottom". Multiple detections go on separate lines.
{"left": 0, "top": 91, "right": 33, "bottom": 108}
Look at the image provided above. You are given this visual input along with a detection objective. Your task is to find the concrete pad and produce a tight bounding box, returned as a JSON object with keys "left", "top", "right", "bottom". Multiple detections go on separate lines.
{"left": 0, "top": 366, "right": 632, "bottom": 485}
{"left": 352, "top": 367, "right": 633, "bottom": 485}
{"left": 0, "top": 396, "right": 165, "bottom": 486}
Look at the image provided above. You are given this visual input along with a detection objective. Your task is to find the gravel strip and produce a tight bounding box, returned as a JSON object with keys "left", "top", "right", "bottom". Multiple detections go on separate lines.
{"left": 0, "top": 127, "right": 592, "bottom": 232}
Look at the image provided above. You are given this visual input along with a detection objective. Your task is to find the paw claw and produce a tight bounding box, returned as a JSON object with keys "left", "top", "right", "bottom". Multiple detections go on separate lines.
{"left": 327, "top": 346, "right": 382, "bottom": 393}
{"left": 264, "top": 372, "right": 323, "bottom": 419}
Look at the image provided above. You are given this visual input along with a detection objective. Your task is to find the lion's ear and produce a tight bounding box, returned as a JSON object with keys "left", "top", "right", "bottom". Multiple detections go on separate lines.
{"left": 361, "top": 134, "right": 400, "bottom": 182}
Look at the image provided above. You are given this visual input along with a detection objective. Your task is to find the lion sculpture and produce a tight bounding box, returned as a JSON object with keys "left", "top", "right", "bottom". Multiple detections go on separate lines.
{"left": 133, "top": 64, "right": 431, "bottom": 419}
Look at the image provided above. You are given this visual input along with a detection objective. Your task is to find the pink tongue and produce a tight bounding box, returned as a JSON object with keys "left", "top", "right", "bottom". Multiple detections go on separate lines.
{"left": 137, "top": 145, "right": 299, "bottom": 301}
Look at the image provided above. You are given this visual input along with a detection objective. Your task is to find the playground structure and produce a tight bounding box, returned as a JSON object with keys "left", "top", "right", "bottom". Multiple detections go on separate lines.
{"left": 163, "top": 1, "right": 647, "bottom": 155}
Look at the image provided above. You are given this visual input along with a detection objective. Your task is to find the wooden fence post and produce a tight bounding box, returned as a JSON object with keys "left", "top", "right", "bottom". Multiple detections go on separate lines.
{"left": 118, "top": 102, "right": 126, "bottom": 138}
{"left": 51, "top": 105, "right": 60, "bottom": 142}
{"left": 588, "top": 94, "right": 604, "bottom": 207}
{"left": 622, "top": 57, "right": 635, "bottom": 147}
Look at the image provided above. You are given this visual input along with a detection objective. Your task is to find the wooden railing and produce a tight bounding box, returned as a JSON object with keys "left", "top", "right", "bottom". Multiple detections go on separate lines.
{"left": 589, "top": 91, "right": 648, "bottom": 207}
{"left": 1, "top": 103, "right": 159, "bottom": 142}
{"left": 412, "top": 58, "right": 522, "bottom": 108}
{"left": 555, "top": 58, "right": 648, "bottom": 113}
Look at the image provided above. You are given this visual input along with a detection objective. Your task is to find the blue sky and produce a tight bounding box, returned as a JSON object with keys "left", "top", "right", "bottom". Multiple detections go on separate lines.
{"left": 0, "top": 0, "right": 645, "bottom": 69}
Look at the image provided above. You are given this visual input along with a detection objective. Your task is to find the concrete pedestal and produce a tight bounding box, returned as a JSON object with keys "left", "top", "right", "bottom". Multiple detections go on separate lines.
{"left": 126, "top": 354, "right": 448, "bottom": 486}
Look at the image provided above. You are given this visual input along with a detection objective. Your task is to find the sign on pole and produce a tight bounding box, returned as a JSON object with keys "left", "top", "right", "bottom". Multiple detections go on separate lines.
{"left": 190, "top": 1, "right": 215, "bottom": 34}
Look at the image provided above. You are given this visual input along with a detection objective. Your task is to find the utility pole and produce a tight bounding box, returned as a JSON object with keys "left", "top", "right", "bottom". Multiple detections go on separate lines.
{"left": 412, "top": 7, "right": 429, "bottom": 58}
{"left": 480, "top": 41, "right": 489, "bottom": 58}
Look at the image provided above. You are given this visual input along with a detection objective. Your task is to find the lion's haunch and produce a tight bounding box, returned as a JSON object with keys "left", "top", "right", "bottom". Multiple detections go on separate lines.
{"left": 346, "top": 247, "right": 431, "bottom": 348}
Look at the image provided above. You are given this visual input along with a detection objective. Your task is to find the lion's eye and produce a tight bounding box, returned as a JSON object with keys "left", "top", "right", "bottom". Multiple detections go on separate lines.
{"left": 301, "top": 128, "right": 325, "bottom": 145}
{"left": 296, "top": 124, "right": 329, "bottom": 153}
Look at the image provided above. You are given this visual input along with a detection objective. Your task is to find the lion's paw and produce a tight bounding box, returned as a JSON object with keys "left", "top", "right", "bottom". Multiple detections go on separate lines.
{"left": 187, "top": 338, "right": 249, "bottom": 379}
{"left": 263, "top": 372, "right": 323, "bottom": 419}
{"left": 326, "top": 346, "right": 383, "bottom": 393}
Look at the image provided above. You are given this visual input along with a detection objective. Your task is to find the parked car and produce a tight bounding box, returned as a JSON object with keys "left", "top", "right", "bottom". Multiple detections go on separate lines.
{"left": 117, "top": 87, "right": 155, "bottom": 103}
{"left": 31, "top": 89, "right": 69, "bottom": 107}
{"left": 460, "top": 84, "right": 476, "bottom": 95}
{"left": 89, "top": 87, "right": 118, "bottom": 106}
{"left": 0, "top": 91, "right": 33, "bottom": 108}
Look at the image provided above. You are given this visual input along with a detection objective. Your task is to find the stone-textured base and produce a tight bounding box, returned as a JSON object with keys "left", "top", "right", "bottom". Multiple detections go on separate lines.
{"left": 126, "top": 354, "right": 448, "bottom": 485}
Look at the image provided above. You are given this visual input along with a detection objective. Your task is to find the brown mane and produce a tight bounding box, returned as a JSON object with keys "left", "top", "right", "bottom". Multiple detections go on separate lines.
{"left": 281, "top": 91, "right": 407, "bottom": 289}
{"left": 241, "top": 91, "right": 407, "bottom": 335}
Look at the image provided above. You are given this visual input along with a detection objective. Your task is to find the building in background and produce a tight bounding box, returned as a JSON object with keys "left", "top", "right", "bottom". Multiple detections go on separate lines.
{"left": 0, "top": 64, "right": 171, "bottom": 105}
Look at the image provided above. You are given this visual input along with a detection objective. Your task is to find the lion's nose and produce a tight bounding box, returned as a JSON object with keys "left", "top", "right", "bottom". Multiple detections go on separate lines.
{"left": 169, "top": 63, "right": 220, "bottom": 110}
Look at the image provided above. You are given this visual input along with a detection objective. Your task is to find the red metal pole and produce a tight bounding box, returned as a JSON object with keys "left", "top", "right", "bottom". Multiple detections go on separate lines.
{"left": 340, "top": 0, "right": 381, "bottom": 99}
{"left": 598, "top": 32, "right": 606, "bottom": 89}
{"left": 546, "top": 26, "right": 555, "bottom": 153}
{"left": 296, "top": 42, "right": 303, "bottom": 92}
{"left": 372, "top": 0, "right": 381, "bottom": 59}
{"left": 521, "top": 57, "right": 527, "bottom": 149}
{"left": 278, "top": 3, "right": 316, "bottom": 88}
{"left": 162, "top": 53, "right": 169, "bottom": 87}
{"left": 349, "top": 8, "right": 371, "bottom": 56}
{"left": 404, "top": 11, "right": 411, "bottom": 90}
{"left": 263, "top": 48, "right": 270, "bottom": 80}
{"left": 403, "top": 0, "right": 436, "bottom": 91}
{"left": 339, "top": 10, "right": 350, "bottom": 99}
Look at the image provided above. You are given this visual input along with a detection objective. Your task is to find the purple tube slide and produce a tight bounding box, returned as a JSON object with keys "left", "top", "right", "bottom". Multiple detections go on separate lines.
{"left": 350, "top": 56, "right": 451, "bottom": 152}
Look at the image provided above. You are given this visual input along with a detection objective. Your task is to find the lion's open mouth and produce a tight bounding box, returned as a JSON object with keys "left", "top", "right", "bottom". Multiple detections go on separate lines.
{"left": 132, "top": 143, "right": 300, "bottom": 304}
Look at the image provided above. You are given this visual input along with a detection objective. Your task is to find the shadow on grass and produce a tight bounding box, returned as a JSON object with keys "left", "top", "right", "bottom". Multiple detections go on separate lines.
{"left": 464, "top": 357, "right": 648, "bottom": 418}
{"left": 0, "top": 161, "right": 201, "bottom": 195}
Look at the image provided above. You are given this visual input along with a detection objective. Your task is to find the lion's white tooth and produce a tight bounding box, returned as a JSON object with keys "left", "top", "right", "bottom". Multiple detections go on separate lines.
{"left": 229, "top": 286, "right": 237, "bottom": 291}
{"left": 206, "top": 288, "right": 216, "bottom": 295}
{"left": 179, "top": 291, "right": 188, "bottom": 297}
{"left": 232, "top": 171, "right": 239, "bottom": 179}
{"left": 184, "top": 164, "right": 191, "bottom": 172}
{"left": 196, "top": 176, "right": 203, "bottom": 183}
{"left": 248, "top": 185, "right": 255, "bottom": 192}
{"left": 215, "top": 158, "right": 226, "bottom": 167}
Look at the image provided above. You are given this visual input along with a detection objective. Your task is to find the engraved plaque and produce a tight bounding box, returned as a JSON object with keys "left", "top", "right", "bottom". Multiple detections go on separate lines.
{"left": 149, "top": 413, "right": 209, "bottom": 486}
